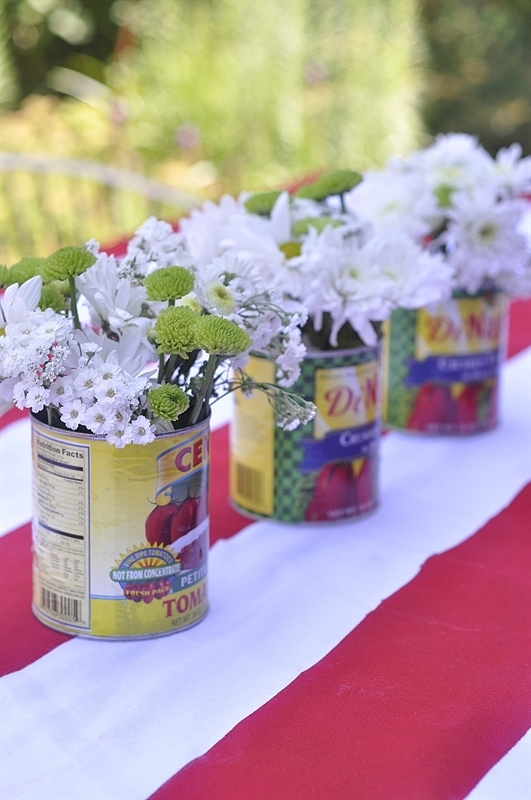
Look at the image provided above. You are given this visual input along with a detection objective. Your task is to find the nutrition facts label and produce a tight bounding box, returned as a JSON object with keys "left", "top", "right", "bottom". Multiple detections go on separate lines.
{"left": 32, "top": 428, "right": 91, "bottom": 629}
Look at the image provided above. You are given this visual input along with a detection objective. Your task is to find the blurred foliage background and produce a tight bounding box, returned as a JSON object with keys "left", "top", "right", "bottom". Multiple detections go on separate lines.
{"left": 0, "top": 0, "right": 529, "bottom": 261}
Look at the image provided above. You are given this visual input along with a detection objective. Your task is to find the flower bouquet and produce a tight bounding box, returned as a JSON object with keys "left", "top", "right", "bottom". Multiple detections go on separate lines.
{"left": 0, "top": 219, "right": 314, "bottom": 638}
{"left": 345, "top": 134, "right": 531, "bottom": 434}
{"left": 179, "top": 172, "right": 455, "bottom": 522}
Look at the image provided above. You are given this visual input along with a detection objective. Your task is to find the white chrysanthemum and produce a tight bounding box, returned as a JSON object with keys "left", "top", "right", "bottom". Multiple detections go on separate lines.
{"left": 223, "top": 197, "right": 289, "bottom": 270}
{"left": 490, "top": 144, "right": 531, "bottom": 199}
{"left": 301, "top": 227, "right": 396, "bottom": 346}
{"left": 411, "top": 132, "right": 494, "bottom": 195}
{"left": 77, "top": 255, "right": 149, "bottom": 334}
{"left": 193, "top": 253, "right": 266, "bottom": 318}
{"left": 72, "top": 327, "right": 156, "bottom": 379}
{"left": 366, "top": 232, "right": 455, "bottom": 309}
{"left": 180, "top": 195, "right": 244, "bottom": 266}
{"left": 345, "top": 170, "right": 437, "bottom": 239}
{"left": 444, "top": 189, "right": 529, "bottom": 293}
{"left": 0, "top": 276, "right": 42, "bottom": 326}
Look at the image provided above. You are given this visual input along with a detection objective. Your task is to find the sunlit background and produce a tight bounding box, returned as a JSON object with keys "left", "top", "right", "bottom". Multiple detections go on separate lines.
{"left": 1, "top": 0, "right": 530, "bottom": 261}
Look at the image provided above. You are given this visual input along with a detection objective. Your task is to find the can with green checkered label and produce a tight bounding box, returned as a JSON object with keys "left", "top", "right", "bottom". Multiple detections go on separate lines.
{"left": 230, "top": 345, "right": 381, "bottom": 523}
{"left": 382, "top": 288, "right": 507, "bottom": 435}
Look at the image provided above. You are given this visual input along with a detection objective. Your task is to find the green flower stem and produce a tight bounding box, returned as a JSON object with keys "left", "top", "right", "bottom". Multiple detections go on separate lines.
{"left": 190, "top": 354, "right": 221, "bottom": 425}
{"left": 68, "top": 276, "right": 81, "bottom": 329}
{"left": 340, "top": 193, "right": 347, "bottom": 213}
{"left": 157, "top": 354, "right": 166, "bottom": 385}
{"left": 164, "top": 354, "right": 179, "bottom": 383}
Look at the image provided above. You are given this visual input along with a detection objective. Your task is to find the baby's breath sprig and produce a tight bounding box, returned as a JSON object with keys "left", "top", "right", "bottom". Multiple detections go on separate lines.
{"left": 235, "top": 373, "right": 316, "bottom": 431}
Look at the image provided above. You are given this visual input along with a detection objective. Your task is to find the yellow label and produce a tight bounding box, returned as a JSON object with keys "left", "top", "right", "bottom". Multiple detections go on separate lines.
{"left": 31, "top": 418, "right": 209, "bottom": 638}
{"left": 416, "top": 294, "right": 503, "bottom": 358}
{"left": 314, "top": 360, "right": 379, "bottom": 439}
{"left": 90, "top": 577, "right": 208, "bottom": 637}
{"left": 230, "top": 355, "right": 275, "bottom": 515}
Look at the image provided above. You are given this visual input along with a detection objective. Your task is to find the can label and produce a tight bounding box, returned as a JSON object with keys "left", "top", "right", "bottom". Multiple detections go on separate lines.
{"left": 382, "top": 289, "right": 506, "bottom": 434}
{"left": 31, "top": 417, "right": 209, "bottom": 638}
{"left": 230, "top": 347, "right": 380, "bottom": 523}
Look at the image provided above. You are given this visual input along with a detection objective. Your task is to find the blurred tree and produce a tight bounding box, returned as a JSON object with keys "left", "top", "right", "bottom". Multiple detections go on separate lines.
{"left": 420, "top": 0, "right": 531, "bottom": 156}
{"left": 3, "top": 0, "right": 117, "bottom": 102}
{"left": 105, "top": 0, "right": 423, "bottom": 188}
{"left": 1, "top": 2, "right": 20, "bottom": 109}
{"left": 3, "top": 0, "right": 529, "bottom": 163}
{"left": 1, "top": 0, "right": 425, "bottom": 193}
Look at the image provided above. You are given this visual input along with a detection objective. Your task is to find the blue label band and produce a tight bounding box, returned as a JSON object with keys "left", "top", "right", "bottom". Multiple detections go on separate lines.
{"left": 405, "top": 350, "right": 500, "bottom": 387}
{"left": 299, "top": 420, "right": 380, "bottom": 471}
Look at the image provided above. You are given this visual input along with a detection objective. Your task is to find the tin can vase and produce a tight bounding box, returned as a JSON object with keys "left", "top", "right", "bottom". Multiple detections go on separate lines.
{"left": 382, "top": 287, "right": 508, "bottom": 435}
{"left": 31, "top": 415, "right": 210, "bottom": 639}
{"left": 230, "top": 345, "right": 381, "bottom": 523}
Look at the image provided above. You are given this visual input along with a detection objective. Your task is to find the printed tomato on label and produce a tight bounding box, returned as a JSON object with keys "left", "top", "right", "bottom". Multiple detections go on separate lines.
{"left": 305, "top": 461, "right": 356, "bottom": 521}
{"left": 355, "top": 458, "right": 374, "bottom": 509}
{"left": 179, "top": 530, "right": 208, "bottom": 570}
{"left": 407, "top": 384, "right": 455, "bottom": 431}
{"left": 170, "top": 496, "right": 199, "bottom": 542}
{"left": 145, "top": 504, "right": 176, "bottom": 546}
{"left": 455, "top": 384, "right": 483, "bottom": 426}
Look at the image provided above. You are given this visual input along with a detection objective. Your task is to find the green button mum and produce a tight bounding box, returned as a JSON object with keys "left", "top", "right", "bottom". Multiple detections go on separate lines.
{"left": 147, "top": 384, "right": 190, "bottom": 421}
{"left": 4, "top": 256, "right": 46, "bottom": 287}
{"left": 153, "top": 305, "right": 200, "bottom": 357}
{"left": 196, "top": 315, "right": 251, "bottom": 356}
{"left": 144, "top": 266, "right": 195, "bottom": 302}
{"left": 295, "top": 169, "right": 362, "bottom": 201}
{"left": 291, "top": 217, "right": 342, "bottom": 237}
{"left": 243, "top": 191, "right": 282, "bottom": 216}
{"left": 42, "top": 247, "right": 96, "bottom": 280}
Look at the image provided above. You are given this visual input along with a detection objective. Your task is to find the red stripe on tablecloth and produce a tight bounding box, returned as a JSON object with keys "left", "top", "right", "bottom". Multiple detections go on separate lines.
{"left": 0, "top": 425, "right": 250, "bottom": 677}
{"left": 0, "top": 406, "right": 27, "bottom": 429}
{"left": 507, "top": 298, "right": 531, "bottom": 359}
{"left": 151, "top": 483, "right": 531, "bottom": 800}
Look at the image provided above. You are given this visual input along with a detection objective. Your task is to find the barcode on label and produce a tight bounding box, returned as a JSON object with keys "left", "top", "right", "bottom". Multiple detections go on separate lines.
{"left": 235, "top": 463, "right": 263, "bottom": 504}
{"left": 41, "top": 588, "right": 83, "bottom": 622}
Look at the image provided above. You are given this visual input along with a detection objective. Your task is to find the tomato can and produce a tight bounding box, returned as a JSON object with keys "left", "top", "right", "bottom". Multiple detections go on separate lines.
{"left": 31, "top": 416, "right": 209, "bottom": 639}
{"left": 230, "top": 346, "right": 381, "bottom": 523}
{"left": 382, "top": 288, "right": 508, "bottom": 435}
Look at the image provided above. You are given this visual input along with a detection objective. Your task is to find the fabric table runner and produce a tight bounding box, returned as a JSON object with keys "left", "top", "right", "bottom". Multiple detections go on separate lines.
{"left": 0, "top": 299, "right": 530, "bottom": 800}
